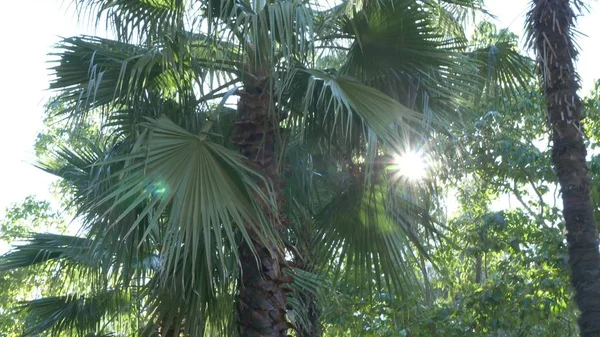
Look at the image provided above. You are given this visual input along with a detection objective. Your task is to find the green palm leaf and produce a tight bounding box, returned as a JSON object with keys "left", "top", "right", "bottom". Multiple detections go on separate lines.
{"left": 314, "top": 177, "right": 436, "bottom": 295}
{"left": 91, "top": 115, "right": 279, "bottom": 285}
{"left": 0, "top": 233, "right": 95, "bottom": 271}
{"left": 19, "top": 289, "right": 130, "bottom": 336}
{"left": 140, "top": 251, "right": 238, "bottom": 336}
{"left": 49, "top": 35, "right": 239, "bottom": 124}
{"left": 73, "top": 0, "right": 187, "bottom": 42}
{"left": 325, "top": 0, "right": 473, "bottom": 117}
{"left": 285, "top": 68, "right": 422, "bottom": 147}
{"left": 469, "top": 40, "right": 534, "bottom": 104}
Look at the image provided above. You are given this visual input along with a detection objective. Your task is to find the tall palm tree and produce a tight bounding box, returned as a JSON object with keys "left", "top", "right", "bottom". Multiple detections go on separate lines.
{"left": 528, "top": 0, "right": 600, "bottom": 335}
{"left": 0, "top": 0, "right": 532, "bottom": 336}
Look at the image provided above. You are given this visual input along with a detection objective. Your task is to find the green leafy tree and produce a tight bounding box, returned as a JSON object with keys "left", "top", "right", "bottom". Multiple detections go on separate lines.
{"left": 0, "top": 197, "right": 65, "bottom": 337}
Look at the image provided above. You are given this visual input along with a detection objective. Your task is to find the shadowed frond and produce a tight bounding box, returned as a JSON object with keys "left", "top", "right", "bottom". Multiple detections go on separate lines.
{"left": 285, "top": 267, "right": 327, "bottom": 335}
{"left": 72, "top": 0, "right": 188, "bottom": 42}
{"left": 471, "top": 41, "right": 534, "bottom": 103}
{"left": 50, "top": 36, "right": 164, "bottom": 111}
{"left": 285, "top": 68, "right": 423, "bottom": 148}
{"left": 0, "top": 233, "right": 94, "bottom": 271}
{"left": 207, "top": 0, "right": 314, "bottom": 68}
{"left": 320, "top": 0, "right": 475, "bottom": 119}
{"left": 49, "top": 35, "right": 240, "bottom": 126}
{"left": 425, "top": 0, "right": 485, "bottom": 39}
{"left": 19, "top": 289, "right": 130, "bottom": 336}
{"left": 139, "top": 250, "right": 238, "bottom": 336}
{"left": 36, "top": 138, "right": 129, "bottom": 222}
{"left": 468, "top": 23, "right": 534, "bottom": 104}
{"left": 313, "top": 176, "right": 437, "bottom": 296}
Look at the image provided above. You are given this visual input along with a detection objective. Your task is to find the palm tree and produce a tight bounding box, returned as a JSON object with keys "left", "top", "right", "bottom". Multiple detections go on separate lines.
{"left": 0, "top": 0, "right": 532, "bottom": 336}
{"left": 528, "top": 0, "right": 600, "bottom": 335}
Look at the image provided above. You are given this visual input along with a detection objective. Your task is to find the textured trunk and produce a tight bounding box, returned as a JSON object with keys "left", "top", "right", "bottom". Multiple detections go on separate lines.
{"left": 233, "top": 85, "right": 290, "bottom": 337}
{"left": 530, "top": 1, "right": 600, "bottom": 335}
{"left": 238, "top": 240, "right": 289, "bottom": 337}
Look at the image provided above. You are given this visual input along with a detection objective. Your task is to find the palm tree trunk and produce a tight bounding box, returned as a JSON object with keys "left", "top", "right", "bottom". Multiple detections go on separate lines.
{"left": 233, "top": 85, "right": 290, "bottom": 337}
{"left": 530, "top": 1, "right": 600, "bottom": 335}
{"left": 238, "top": 240, "right": 288, "bottom": 336}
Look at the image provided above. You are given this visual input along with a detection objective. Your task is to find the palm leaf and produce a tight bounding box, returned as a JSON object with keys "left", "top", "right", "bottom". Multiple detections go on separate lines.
{"left": 72, "top": 0, "right": 188, "bottom": 42}
{"left": 323, "top": 0, "right": 474, "bottom": 119}
{"left": 0, "top": 233, "right": 95, "bottom": 271}
{"left": 49, "top": 34, "right": 240, "bottom": 126}
{"left": 469, "top": 40, "right": 534, "bottom": 104}
{"left": 19, "top": 289, "right": 130, "bottom": 336}
{"left": 88, "top": 115, "right": 280, "bottom": 286}
{"left": 313, "top": 176, "right": 438, "bottom": 296}
{"left": 285, "top": 68, "right": 422, "bottom": 149}
{"left": 140, "top": 250, "right": 238, "bottom": 336}
{"left": 207, "top": 0, "right": 314, "bottom": 68}
{"left": 285, "top": 267, "right": 327, "bottom": 335}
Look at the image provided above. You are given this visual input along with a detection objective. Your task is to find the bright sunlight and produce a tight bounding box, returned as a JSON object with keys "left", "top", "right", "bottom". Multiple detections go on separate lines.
{"left": 392, "top": 150, "right": 428, "bottom": 181}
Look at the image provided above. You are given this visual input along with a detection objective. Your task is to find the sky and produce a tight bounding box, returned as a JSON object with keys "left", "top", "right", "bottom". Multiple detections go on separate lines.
{"left": 0, "top": 2, "right": 96, "bottom": 215}
{"left": 0, "top": 0, "right": 599, "bottom": 218}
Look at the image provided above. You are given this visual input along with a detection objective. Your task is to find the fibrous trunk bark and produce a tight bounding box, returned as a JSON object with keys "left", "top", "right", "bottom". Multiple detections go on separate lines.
{"left": 233, "top": 85, "right": 290, "bottom": 337}
{"left": 238, "top": 240, "right": 289, "bottom": 337}
{"left": 530, "top": 0, "right": 600, "bottom": 335}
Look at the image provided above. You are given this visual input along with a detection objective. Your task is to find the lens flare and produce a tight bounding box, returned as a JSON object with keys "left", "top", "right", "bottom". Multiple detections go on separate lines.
{"left": 392, "top": 150, "right": 427, "bottom": 181}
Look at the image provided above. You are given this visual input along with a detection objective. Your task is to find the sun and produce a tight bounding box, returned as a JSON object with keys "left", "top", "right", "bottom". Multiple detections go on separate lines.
{"left": 392, "top": 150, "right": 428, "bottom": 181}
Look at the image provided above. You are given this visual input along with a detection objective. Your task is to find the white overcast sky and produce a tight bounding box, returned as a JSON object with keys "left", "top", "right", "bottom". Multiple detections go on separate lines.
{"left": 0, "top": 0, "right": 599, "bottom": 216}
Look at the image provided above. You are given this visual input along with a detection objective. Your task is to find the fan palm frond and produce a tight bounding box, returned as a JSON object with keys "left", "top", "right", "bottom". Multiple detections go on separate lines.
{"left": 0, "top": 233, "right": 95, "bottom": 271}
{"left": 50, "top": 35, "right": 239, "bottom": 120}
{"left": 72, "top": 0, "right": 188, "bottom": 42}
{"left": 284, "top": 68, "right": 423, "bottom": 149}
{"left": 469, "top": 37, "right": 534, "bottom": 104}
{"left": 86, "top": 116, "right": 280, "bottom": 286}
{"left": 19, "top": 289, "right": 130, "bottom": 337}
{"left": 314, "top": 175, "right": 438, "bottom": 296}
